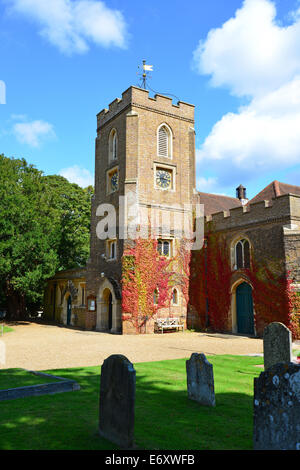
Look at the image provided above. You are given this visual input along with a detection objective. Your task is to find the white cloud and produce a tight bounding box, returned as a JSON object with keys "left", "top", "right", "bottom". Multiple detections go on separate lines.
{"left": 7, "top": 0, "right": 128, "bottom": 54}
{"left": 196, "top": 176, "right": 218, "bottom": 193}
{"left": 13, "top": 119, "right": 55, "bottom": 147}
{"left": 59, "top": 164, "right": 94, "bottom": 187}
{"left": 0, "top": 80, "right": 6, "bottom": 104}
{"left": 193, "top": 0, "right": 300, "bottom": 98}
{"left": 193, "top": 0, "right": 300, "bottom": 189}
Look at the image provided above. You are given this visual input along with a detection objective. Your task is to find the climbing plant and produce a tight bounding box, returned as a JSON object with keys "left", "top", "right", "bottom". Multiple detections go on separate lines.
{"left": 189, "top": 228, "right": 300, "bottom": 339}
{"left": 121, "top": 238, "right": 172, "bottom": 333}
{"left": 189, "top": 231, "right": 232, "bottom": 332}
{"left": 121, "top": 237, "right": 192, "bottom": 333}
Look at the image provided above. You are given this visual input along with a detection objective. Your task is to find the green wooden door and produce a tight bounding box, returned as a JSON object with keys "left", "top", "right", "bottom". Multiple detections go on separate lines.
{"left": 236, "top": 282, "right": 254, "bottom": 335}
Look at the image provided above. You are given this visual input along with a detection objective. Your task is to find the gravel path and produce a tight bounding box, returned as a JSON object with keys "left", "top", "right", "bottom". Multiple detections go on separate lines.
{"left": 0, "top": 322, "right": 265, "bottom": 371}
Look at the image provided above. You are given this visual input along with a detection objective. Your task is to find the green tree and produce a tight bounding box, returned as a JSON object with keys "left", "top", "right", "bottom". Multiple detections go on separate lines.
{"left": 43, "top": 174, "right": 92, "bottom": 271}
{"left": 0, "top": 155, "right": 93, "bottom": 320}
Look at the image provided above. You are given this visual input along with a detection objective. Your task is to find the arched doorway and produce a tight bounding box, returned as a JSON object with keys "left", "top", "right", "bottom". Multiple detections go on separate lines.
{"left": 67, "top": 295, "right": 72, "bottom": 326}
{"left": 100, "top": 288, "right": 113, "bottom": 331}
{"left": 96, "top": 278, "right": 122, "bottom": 333}
{"left": 236, "top": 282, "right": 254, "bottom": 335}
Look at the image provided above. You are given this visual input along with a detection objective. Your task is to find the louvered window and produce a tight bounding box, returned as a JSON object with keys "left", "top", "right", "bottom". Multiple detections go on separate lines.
{"left": 158, "top": 126, "right": 169, "bottom": 157}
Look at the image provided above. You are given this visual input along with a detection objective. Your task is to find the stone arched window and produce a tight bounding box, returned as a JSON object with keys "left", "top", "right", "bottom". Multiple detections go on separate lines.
{"left": 234, "top": 238, "right": 250, "bottom": 269}
{"left": 172, "top": 288, "right": 179, "bottom": 305}
{"left": 108, "top": 128, "right": 118, "bottom": 161}
{"left": 157, "top": 124, "right": 172, "bottom": 158}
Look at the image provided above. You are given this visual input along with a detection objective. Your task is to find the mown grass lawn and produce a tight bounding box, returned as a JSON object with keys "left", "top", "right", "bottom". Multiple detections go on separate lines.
{"left": 0, "top": 369, "right": 61, "bottom": 390}
{"left": 0, "top": 355, "right": 263, "bottom": 450}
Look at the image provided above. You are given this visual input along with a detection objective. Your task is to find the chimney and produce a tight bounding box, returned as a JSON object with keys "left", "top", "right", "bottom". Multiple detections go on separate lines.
{"left": 236, "top": 184, "right": 248, "bottom": 205}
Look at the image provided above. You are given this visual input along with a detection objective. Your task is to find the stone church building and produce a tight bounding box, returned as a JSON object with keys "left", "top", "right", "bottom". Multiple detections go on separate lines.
{"left": 44, "top": 86, "right": 300, "bottom": 336}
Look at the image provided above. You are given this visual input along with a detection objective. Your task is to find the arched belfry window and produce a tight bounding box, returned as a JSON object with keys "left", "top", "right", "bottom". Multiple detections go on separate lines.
{"left": 235, "top": 239, "right": 250, "bottom": 269}
{"left": 109, "top": 129, "right": 118, "bottom": 161}
{"left": 157, "top": 124, "right": 172, "bottom": 158}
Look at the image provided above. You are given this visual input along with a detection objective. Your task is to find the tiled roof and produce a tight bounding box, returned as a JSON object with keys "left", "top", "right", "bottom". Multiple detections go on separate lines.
{"left": 249, "top": 181, "right": 300, "bottom": 205}
{"left": 197, "top": 192, "right": 242, "bottom": 216}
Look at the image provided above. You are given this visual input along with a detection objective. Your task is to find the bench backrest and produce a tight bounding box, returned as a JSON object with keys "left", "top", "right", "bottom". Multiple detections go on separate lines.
{"left": 156, "top": 318, "right": 180, "bottom": 326}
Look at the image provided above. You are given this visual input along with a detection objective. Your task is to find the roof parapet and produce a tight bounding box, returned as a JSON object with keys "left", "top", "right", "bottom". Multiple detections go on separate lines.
{"left": 97, "top": 85, "right": 194, "bottom": 128}
{"left": 203, "top": 198, "right": 283, "bottom": 224}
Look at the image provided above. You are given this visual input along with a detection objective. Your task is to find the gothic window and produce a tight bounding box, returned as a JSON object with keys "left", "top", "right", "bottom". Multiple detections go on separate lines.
{"left": 109, "top": 129, "right": 118, "bottom": 161}
{"left": 235, "top": 239, "right": 250, "bottom": 269}
{"left": 172, "top": 288, "right": 178, "bottom": 305}
{"left": 157, "top": 124, "right": 172, "bottom": 158}
{"left": 157, "top": 240, "right": 171, "bottom": 257}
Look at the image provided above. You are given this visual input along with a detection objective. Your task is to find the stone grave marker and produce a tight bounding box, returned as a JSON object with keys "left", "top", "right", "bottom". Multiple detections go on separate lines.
{"left": 253, "top": 362, "right": 300, "bottom": 450}
{"left": 99, "top": 354, "right": 136, "bottom": 449}
{"left": 263, "top": 322, "right": 292, "bottom": 370}
{"left": 186, "top": 353, "right": 216, "bottom": 406}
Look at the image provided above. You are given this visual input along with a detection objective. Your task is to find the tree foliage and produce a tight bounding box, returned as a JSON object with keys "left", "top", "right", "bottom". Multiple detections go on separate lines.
{"left": 0, "top": 154, "right": 93, "bottom": 319}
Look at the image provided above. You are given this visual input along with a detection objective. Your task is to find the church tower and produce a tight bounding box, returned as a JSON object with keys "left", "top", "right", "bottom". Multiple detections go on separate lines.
{"left": 85, "top": 86, "right": 196, "bottom": 333}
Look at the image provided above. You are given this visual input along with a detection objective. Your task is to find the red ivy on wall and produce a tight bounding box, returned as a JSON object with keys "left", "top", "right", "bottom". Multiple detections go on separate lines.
{"left": 121, "top": 238, "right": 172, "bottom": 333}
{"left": 189, "top": 232, "right": 232, "bottom": 332}
{"left": 121, "top": 238, "right": 192, "bottom": 333}
{"left": 246, "top": 261, "right": 300, "bottom": 339}
{"left": 189, "top": 229, "right": 300, "bottom": 339}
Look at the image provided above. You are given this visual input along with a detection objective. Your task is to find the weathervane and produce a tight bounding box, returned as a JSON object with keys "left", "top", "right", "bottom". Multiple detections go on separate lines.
{"left": 137, "top": 60, "right": 153, "bottom": 90}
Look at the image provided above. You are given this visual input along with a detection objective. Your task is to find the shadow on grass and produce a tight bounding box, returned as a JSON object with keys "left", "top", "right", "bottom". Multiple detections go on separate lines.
{"left": 0, "top": 369, "right": 62, "bottom": 390}
{"left": 0, "top": 358, "right": 258, "bottom": 451}
{"left": 134, "top": 374, "right": 254, "bottom": 450}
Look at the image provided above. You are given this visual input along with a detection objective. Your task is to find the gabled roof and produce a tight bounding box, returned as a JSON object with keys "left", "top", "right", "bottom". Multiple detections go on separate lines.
{"left": 198, "top": 191, "right": 242, "bottom": 216}
{"left": 249, "top": 180, "right": 300, "bottom": 205}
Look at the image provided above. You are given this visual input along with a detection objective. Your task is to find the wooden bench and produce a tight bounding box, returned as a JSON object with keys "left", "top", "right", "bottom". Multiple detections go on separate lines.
{"left": 154, "top": 317, "right": 184, "bottom": 334}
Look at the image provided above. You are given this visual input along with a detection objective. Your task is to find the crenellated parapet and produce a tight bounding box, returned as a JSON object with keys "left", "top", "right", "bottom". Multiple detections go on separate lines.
{"left": 202, "top": 193, "right": 300, "bottom": 232}
{"left": 97, "top": 86, "right": 195, "bottom": 132}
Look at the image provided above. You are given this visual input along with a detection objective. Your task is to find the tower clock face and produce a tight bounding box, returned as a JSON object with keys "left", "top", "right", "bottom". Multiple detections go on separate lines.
{"left": 156, "top": 169, "right": 171, "bottom": 189}
{"left": 110, "top": 171, "right": 118, "bottom": 191}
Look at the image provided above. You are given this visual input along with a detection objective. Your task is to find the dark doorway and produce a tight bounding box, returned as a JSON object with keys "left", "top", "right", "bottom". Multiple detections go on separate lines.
{"left": 67, "top": 295, "right": 72, "bottom": 326}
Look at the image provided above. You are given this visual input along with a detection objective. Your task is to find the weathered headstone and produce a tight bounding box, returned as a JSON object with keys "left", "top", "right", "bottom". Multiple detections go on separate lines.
{"left": 263, "top": 322, "right": 292, "bottom": 370}
{"left": 253, "top": 362, "right": 300, "bottom": 450}
{"left": 99, "top": 354, "right": 136, "bottom": 448}
{"left": 186, "top": 353, "right": 215, "bottom": 406}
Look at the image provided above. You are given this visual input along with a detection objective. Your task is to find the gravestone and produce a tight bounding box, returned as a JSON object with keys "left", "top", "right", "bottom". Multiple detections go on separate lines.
{"left": 263, "top": 322, "right": 292, "bottom": 370}
{"left": 186, "top": 353, "right": 215, "bottom": 406}
{"left": 253, "top": 362, "right": 300, "bottom": 450}
{"left": 99, "top": 354, "right": 136, "bottom": 449}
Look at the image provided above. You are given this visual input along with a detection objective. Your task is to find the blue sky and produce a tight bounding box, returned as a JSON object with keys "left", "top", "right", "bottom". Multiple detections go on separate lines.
{"left": 1, "top": 0, "right": 300, "bottom": 199}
